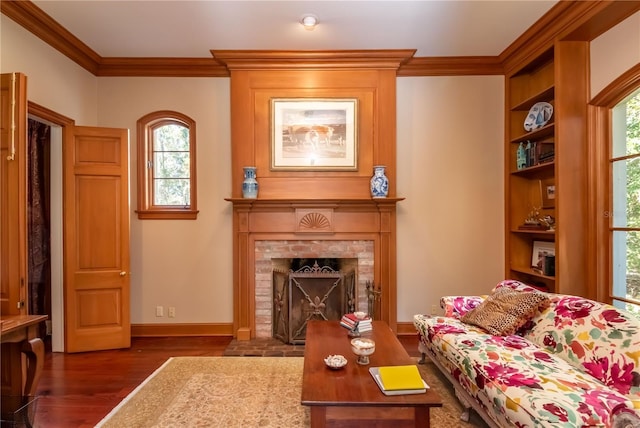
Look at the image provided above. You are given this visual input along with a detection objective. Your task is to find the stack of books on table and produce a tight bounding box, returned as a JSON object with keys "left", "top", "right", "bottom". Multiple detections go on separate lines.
{"left": 369, "top": 364, "right": 429, "bottom": 396}
{"left": 340, "top": 313, "right": 372, "bottom": 332}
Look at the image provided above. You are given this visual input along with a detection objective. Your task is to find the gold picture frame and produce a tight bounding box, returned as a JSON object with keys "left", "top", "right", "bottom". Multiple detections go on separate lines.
{"left": 270, "top": 98, "right": 358, "bottom": 171}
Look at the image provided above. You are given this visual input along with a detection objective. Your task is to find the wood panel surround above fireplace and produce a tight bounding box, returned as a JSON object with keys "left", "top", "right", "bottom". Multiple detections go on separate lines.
{"left": 215, "top": 50, "right": 413, "bottom": 340}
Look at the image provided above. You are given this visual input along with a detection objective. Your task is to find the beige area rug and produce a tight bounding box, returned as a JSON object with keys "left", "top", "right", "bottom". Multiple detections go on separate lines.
{"left": 96, "top": 356, "right": 487, "bottom": 428}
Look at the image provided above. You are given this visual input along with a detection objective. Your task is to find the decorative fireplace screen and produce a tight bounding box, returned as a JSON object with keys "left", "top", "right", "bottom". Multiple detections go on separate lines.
{"left": 273, "top": 261, "right": 355, "bottom": 344}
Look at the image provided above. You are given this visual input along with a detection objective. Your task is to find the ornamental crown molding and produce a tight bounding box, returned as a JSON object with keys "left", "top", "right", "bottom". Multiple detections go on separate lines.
{"left": 210, "top": 49, "right": 417, "bottom": 71}
{"left": 4, "top": 1, "right": 638, "bottom": 77}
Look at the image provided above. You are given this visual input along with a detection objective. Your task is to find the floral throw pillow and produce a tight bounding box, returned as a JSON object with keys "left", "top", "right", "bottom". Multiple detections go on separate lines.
{"left": 461, "top": 287, "right": 550, "bottom": 336}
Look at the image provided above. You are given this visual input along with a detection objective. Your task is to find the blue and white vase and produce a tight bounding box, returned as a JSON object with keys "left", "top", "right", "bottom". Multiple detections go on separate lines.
{"left": 242, "top": 166, "right": 258, "bottom": 199}
{"left": 370, "top": 165, "right": 389, "bottom": 198}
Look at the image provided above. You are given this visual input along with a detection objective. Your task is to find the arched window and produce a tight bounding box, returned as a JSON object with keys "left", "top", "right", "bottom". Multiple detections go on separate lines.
{"left": 136, "top": 111, "right": 198, "bottom": 219}
{"left": 592, "top": 64, "right": 640, "bottom": 316}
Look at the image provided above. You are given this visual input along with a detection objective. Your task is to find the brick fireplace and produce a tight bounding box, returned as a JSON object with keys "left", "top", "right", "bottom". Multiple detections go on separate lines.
{"left": 227, "top": 198, "right": 401, "bottom": 340}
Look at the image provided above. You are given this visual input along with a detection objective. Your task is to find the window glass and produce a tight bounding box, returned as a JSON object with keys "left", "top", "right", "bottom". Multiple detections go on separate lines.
{"left": 153, "top": 124, "right": 190, "bottom": 206}
{"left": 612, "top": 91, "right": 640, "bottom": 158}
{"left": 612, "top": 230, "right": 640, "bottom": 304}
{"left": 611, "top": 156, "right": 640, "bottom": 228}
{"left": 611, "top": 89, "right": 640, "bottom": 314}
{"left": 136, "top": 112, "right": 197, "bottom": 219}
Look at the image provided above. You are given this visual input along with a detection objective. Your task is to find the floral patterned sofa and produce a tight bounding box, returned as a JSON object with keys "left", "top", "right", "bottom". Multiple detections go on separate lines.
{"left": 413, "top": 280, "right": 640, "bottom": 428}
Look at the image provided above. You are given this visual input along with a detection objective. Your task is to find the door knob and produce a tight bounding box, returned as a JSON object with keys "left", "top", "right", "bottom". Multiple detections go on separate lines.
{"left": 120, "top": 271, "right": 127, "bottom": 276}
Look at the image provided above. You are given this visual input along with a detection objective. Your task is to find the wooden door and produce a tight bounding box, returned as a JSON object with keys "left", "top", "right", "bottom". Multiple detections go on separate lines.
{"left": 64, "top": 125, "right": 130, "bottom": 352}
{"left": 0, "top": 73, "right": 28, "bottom": 316}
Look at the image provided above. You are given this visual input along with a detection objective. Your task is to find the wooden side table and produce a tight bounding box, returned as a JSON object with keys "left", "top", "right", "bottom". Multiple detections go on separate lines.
{"left": 1, "top": 315, "right": 47, "bottom": 425}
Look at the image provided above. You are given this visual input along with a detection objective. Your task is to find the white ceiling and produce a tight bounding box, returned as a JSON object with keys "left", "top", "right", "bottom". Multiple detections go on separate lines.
{"left": 32, "top": 1, "right": 558, "bottom": 58}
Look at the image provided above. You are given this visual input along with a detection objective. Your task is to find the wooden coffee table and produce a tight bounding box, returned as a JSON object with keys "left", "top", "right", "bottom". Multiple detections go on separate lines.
{"left": 301, "top": 320, "right": 442, "bottom": 428}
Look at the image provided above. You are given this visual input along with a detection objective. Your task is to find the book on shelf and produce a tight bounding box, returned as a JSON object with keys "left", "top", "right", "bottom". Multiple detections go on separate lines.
{"left": 339, "top": 315, "right": 357, "bottom": 329}
{"left": 357, "top": 323, "right": 372, "bottom": 332}
{"left": 340, "top": 313, "right": 372, "bottom": 331}
{"left": 521, "top": 140, "right": 554, "bottom": 168}
{"left": 340, "top": 317, "right": 356, "bottom": 328}
{"left": 340, "top": 320, "right": 372, "bottom": 332}
{"left": 369, "top": 366, "right": 428, "bottom": 396}
{"left": 340, "top": 320, "right": 357, "bottom": 330}
{"left": 342, "top": 313, "right": 371, "bottom": 323}
{"left": 538, "top": 151, "right": 555, "bottom": 162}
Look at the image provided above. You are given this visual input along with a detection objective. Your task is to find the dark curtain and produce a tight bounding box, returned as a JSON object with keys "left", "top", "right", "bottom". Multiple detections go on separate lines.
{"left": 27, "top": 119, "right": 51, "bottom": 318}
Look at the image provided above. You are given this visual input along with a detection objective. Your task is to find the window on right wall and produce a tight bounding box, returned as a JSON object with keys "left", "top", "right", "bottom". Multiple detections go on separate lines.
{"left": 610, "top": 88, "right": 640, "bottom": 316}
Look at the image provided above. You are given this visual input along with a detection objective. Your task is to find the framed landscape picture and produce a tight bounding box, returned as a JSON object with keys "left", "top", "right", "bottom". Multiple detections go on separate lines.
{"left": 270, "top": 98, "right": 358, "bottom": 170}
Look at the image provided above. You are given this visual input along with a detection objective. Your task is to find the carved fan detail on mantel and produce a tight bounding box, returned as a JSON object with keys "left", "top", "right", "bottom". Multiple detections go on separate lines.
{"left": 296, "top": 209, "right": 333, "bottom": 233}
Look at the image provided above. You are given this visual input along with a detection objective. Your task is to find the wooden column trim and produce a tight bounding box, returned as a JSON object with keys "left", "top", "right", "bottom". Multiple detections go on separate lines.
{"left": 375, "top": 200, "right": 399, "bottom": 332}
{"left": 233, "top": 201, "right": 252, "bottom": 340}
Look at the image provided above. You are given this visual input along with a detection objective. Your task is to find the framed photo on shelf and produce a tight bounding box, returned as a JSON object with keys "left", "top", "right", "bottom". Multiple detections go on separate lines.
{"left": 270, "top": 98, "right": 358, "bottom": 171}
{"left": 531, "top": 240, "right": 555, "bottom": 272}
{"left": 539, "top": 178, "right": 555, "bottom": 208}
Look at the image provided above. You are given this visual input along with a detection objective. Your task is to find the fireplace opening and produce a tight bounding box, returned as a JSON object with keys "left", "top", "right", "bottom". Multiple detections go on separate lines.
{"left": 272, "top": 258, "right": 356, "bottom": 344}
{"left": 254, "top": 240, "right": 375, "bottom": 340}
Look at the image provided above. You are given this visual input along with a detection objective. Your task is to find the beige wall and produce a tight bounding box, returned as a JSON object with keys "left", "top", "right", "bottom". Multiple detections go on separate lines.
{"left": 0, "top": 16, "right": 98, "bottom": 124}
{"left": 96, "top": 77, "right": 232, "bottom": 323}
{"left": 396, "top": 76, "right": 505, "bottom": 319}
{"left": 2, "top": 9, "right": 639, "bottom": 329}
{"left": 590, "top": 12, "right": 640, "bottom": 96}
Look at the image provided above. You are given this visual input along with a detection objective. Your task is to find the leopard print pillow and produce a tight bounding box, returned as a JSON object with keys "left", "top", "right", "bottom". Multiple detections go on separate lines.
{"left": 461, "top": 287, "right": 550, "bottom": 336}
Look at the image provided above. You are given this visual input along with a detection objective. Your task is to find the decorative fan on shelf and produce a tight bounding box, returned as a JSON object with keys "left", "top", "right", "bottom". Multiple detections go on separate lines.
{"left": 524, "top": 102, "right": 553, "bottom": 132}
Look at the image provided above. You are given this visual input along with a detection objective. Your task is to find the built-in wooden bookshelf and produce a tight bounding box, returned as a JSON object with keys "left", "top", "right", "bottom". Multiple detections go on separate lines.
{"left": 505, "top": 42, "right": 589, "bottom": 296}
{"left": 506, "top": 48, "right": 557, "bottom": 291}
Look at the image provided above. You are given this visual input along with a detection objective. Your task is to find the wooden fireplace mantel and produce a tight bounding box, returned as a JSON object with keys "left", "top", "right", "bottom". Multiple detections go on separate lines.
{"left": 227, "top": 197, "right": 403, "bottom": 340}
{"left": 225, "top": 197, "right": 404, "bottom": 207}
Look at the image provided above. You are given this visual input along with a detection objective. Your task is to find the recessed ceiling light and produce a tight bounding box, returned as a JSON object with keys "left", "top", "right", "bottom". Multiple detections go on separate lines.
{"left": 301, "top": 15, "right": 318, "bottom": 31}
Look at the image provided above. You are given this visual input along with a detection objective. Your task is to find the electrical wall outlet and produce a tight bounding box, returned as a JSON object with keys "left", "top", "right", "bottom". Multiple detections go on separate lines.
{"left": 168, "top": 307, "right": 176, "bottom": 318}
{"left": 156, "top": 306, "right": 164, "bottom": 317}
{"left": 431, "top": 304, "right": 438, "bottom": 315}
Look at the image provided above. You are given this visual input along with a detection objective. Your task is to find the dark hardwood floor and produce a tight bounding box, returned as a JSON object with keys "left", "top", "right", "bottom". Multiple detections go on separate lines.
{"left": 29, "top": 335, "right": 420, "bottom": 428}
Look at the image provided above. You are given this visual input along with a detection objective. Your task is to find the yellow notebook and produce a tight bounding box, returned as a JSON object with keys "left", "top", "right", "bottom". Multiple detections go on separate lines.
{"left": 377, "top": 365, "right": 425, "bottom": 391}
